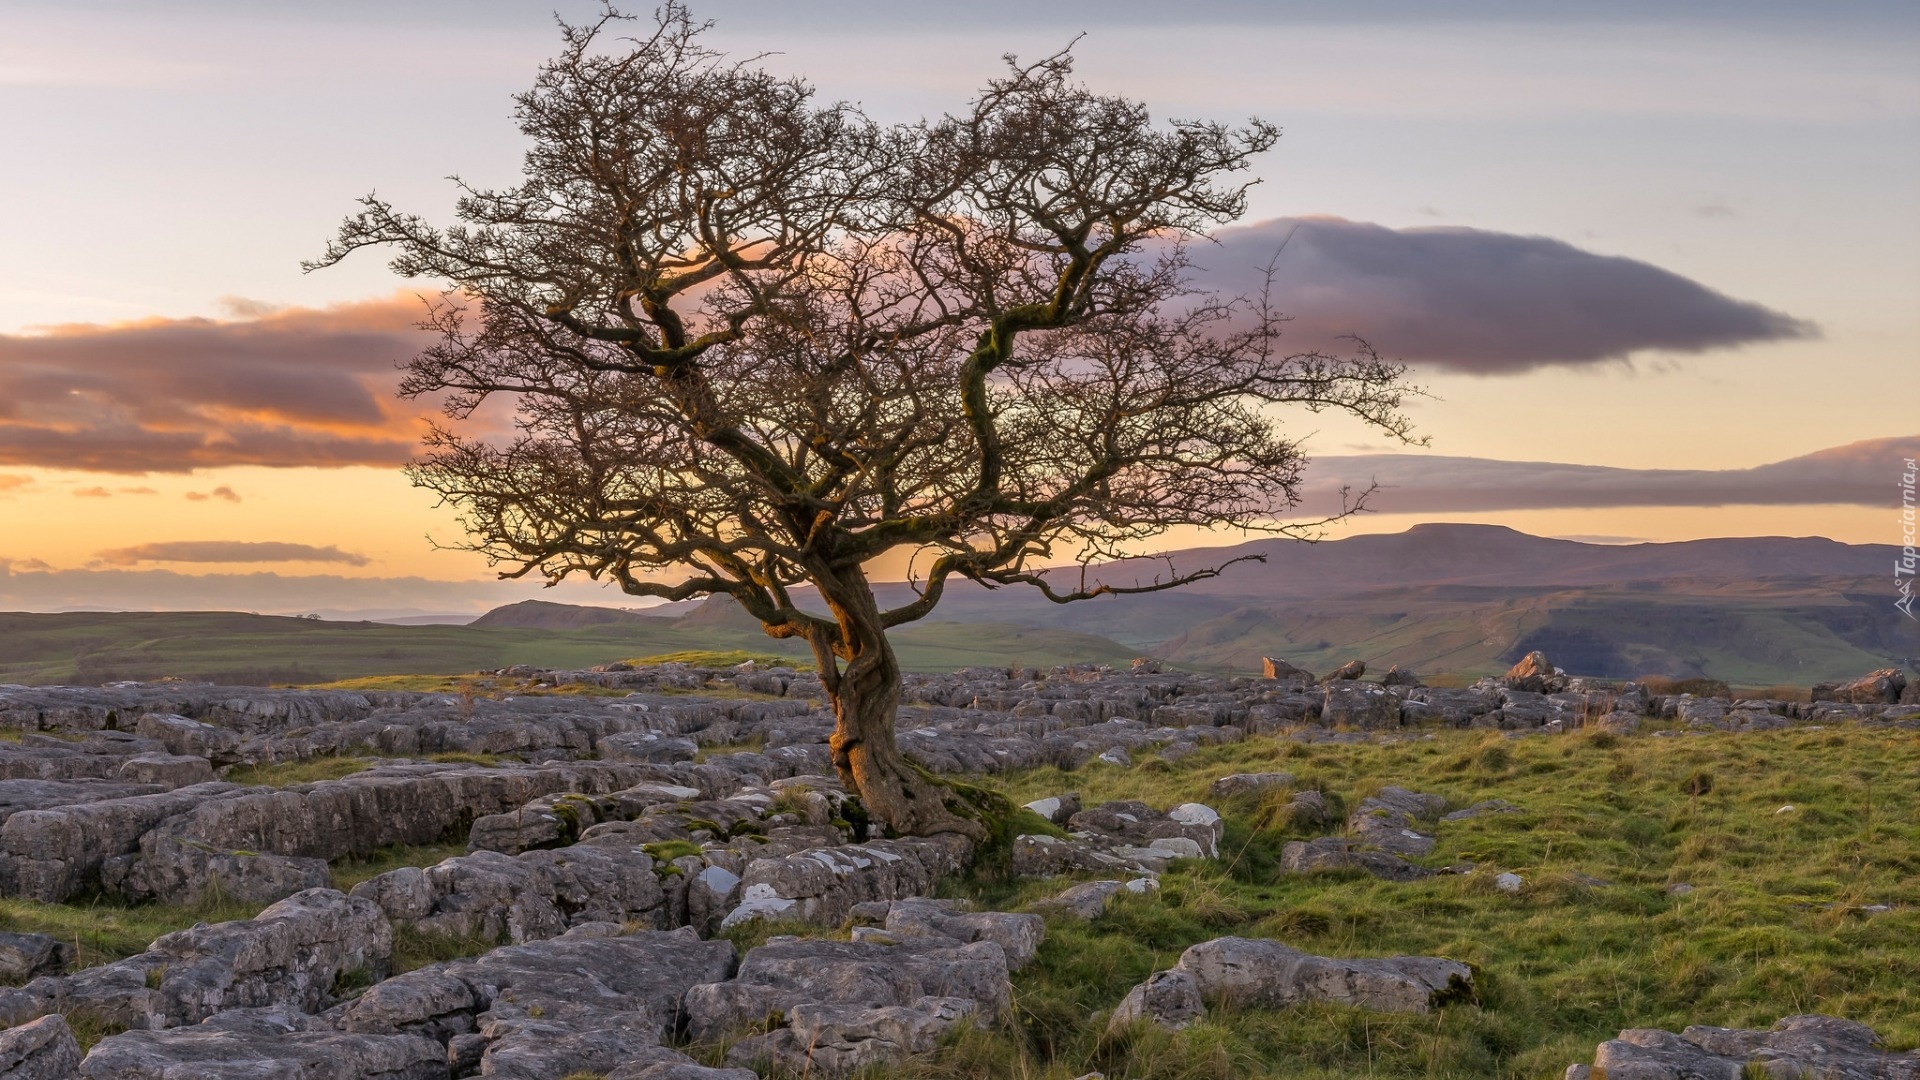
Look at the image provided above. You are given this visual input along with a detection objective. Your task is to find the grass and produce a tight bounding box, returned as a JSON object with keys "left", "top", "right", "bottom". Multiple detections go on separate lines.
{"left": 832, "top": 723, "right": 1920, "bottom": 1079}
{"left": 330, "top": 840, "right": 470, "bottom": 892}
{"left": 0, "top": 894, "right": 270, "bottom": 974}
{"left": 223, "top": 751, "right": 499, "bottom": 786}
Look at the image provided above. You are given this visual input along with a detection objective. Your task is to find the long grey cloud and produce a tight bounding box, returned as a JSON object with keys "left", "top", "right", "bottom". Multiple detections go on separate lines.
{"left": 1294, "top": 435, "right": 1918, "bottom": 514}
{"left": 93, "top": 541, "right": 373, "bottom": 567}
{"left": 1187, "top": 217, "right": 1815, "bottom": 373}
{"left": 0, "top": 219, "right": 1812, "bottom": 473}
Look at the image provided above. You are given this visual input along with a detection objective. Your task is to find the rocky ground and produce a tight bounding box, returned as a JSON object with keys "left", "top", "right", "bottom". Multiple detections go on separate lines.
{"left": 0, "top": 654, "right": 1913, "bottom": 1077}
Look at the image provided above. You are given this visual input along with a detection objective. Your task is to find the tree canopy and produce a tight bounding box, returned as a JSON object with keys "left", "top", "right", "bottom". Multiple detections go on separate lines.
{"left": 312, "top": 5, "right": 1419, "bottom": 837}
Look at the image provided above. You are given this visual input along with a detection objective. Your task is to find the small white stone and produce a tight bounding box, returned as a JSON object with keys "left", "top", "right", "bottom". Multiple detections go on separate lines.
{"left": 1024, "top": 797, "right": 1062, "bottom": 820}
{"left": 1168, "top": 803, "right": 1221, "bottom": 828}
{"left": 696, "top": 865, "right": 740, "bottom": 894}
{"left": 1146, "top": 836, "right": 1205, "bottom": 860}
{"left": 1494, "top": 872, "right": 1524, "bottom": 893}
{"left": 1775, "top": 804, "right": 1796, "bottom": 814}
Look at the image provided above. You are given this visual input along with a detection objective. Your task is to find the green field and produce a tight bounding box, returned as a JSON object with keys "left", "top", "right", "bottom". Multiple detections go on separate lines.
{"left": 0, "top": 611, "right": 1138, "bottom": 685}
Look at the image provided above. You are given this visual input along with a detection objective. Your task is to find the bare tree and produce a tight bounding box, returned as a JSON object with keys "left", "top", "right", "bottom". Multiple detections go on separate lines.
{"left": 311, "top": 5, "right": 1418, "bottom": 839}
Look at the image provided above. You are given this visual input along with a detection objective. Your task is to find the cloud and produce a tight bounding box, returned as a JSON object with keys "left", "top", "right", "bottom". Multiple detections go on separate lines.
{"left": 1294, "top": 435, "right": 1920, "bottom": 514}
{"left": 1187, "top": 217, "right": 1815, "bottom": 373}
{"left": 0, "top": 474, "right": 33, "bottom": 494}
{"left": 120, "top": 486, "right": 158, "bottom": 495}
{"left": 93, "top": 541, "right": 372, "bottom": 567}
{"left": 0, "top": 294, "right": 433, "bottom": 473}
{"left": 73, "top": 486, "right": 113, "bottom": 497}
{"left": 185, "top": 486, "right": 242, "bottom": 503}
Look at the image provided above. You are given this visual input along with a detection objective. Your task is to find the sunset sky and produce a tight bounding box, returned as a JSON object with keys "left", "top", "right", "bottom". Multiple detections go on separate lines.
{"left": 1, "top": 0, "right": 1914, "bottom": 616}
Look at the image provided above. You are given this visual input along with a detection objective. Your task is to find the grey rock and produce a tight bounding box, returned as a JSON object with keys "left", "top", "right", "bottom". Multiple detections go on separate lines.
{"left": 1575, "top": 1014, "right": 1920, "bottom": 1080}
{"left": 879, "top": 898, "right": 1046, "bottom": 970}
{"left": 0, "top": 1014, "right": 81, "bottom": 1079}
{"left": 25, "top": 888, "right": 393, "bottom": 1033}
{"left": 0, "top": 782, "right": 240, "bottom": 902}
{"left": 1280, "top": 837, "right": 1434, "bottom": 882}
{"left": 1107, "top": 968, "right": 1205, "bottom": 1032}
{"left": 1020, "top": 792, "right": 1080, "bottom": 825}
{"left": 728, "top": 996, "right": 976, "bottom": 1077}
{"left": 685, "top": 936, "right": 1011, "bottom": 1044}
{"left": 599, "top": 732, "right": 701, "bottom": 764}
{"left": 1175, "top": 936, "right": 1475, "bottom": 1013}
{"left": 1323, "top": 660, "right": 1367, "bottom": 683}
{"left": 0, "top": 932, "right": 73, "bottom": 982}
{"left": 1207, "top": 772, "right": 1294, "bottom": 801}
{"left": 1379, "top": 665, "right": 1424, "bottom": 687}
{"left": 76, "top": 1008, "right": 444, "bottom": 1079}
{"left": 1322, "top": 682, "right": 1401, "bottom": 729}
{"left": 1030, "top": 879, "right": 1127, "bottom": 920}
{"left": 116, "top": 754, "right": 218, "bottom": 789}
{"left": 1346, "top": 787, "right": 1444, "bottom": 857}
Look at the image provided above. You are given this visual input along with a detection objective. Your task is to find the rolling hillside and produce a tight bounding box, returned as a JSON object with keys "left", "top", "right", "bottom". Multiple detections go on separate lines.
{"left": 1, "top": 525, "right": 1910, "bottom": 687}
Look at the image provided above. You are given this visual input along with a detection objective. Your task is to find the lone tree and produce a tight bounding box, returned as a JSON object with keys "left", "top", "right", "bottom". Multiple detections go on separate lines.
{"left": 312, "top": 6, "right": 1417, "bottom": 839}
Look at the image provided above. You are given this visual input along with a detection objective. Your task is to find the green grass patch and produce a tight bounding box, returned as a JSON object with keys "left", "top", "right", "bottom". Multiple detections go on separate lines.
{"left": 224, "top": 751, "right": 500, "bottom": 787}
{"left": 330, "top": 841, "right": 470, "bottom": 892}
{"left": 0, "top": 894, "right": 270, "bottom": 975}
{"left": 832, "top": 724, "right": 1920, "bottom": 1079}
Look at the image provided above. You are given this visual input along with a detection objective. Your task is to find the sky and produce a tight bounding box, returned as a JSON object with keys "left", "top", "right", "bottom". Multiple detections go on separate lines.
{"left": 0, "top": 0, "right": 1914, "bottom": 616}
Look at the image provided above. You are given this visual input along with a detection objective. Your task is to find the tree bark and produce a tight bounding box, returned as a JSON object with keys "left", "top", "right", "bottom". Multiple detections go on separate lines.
{"left": 811, "top": 570, "right": 987, "bottom": 841}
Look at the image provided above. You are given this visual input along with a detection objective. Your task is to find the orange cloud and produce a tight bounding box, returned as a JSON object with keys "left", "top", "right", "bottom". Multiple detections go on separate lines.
{"left": 0, "top": 475, "right": 30, "bottom": 494}
{"left": 0, "top": 294, "right": 440, "bottom": 473}
{"left": 185, "top": 485, "right": 242, "bottom": 503}
{"left": 73, "top": 486, "right": 113, "bottom": 497}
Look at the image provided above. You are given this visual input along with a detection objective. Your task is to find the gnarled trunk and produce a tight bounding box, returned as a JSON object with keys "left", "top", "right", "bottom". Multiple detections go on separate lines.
{"left": 810, "top": 571, "right": 986, "bottom": 841}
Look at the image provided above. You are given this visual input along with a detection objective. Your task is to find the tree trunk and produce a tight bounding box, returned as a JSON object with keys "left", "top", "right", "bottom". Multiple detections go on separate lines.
{"left": 812, "top": 571, "right": 987, "bottom": 842}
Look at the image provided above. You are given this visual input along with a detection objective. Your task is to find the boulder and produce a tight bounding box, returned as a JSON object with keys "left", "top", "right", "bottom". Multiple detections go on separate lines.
{"left": 0, "top": 932, "right": 73, "bottom": 983}
{"left": 0, "top": 1014, "right": 81, "bottom": 1079}
{"left": 1346, "top": 787, "right": 1443, "bottom": 857}
{"left": 1379, "top": 665, "right": 1424, "bottom": 687}
{"left": 1107, "top": 968, "right": 1204, "bottom": 1032}
{"left": 1321, "top": 682, "right": 1401, "bottom": 729}
{"left": 75, "top": 1008, "right": 444, "bottom": 1080}
{"left": 1176, "top": 936, "right": 1472, "bottom": 1014}
{"left": 1260, "top": 657, "right": 1314, "bottom": 681}
{"left": 1565, "top": 1014, "right": 1920, "bottom": 1080}
{"left": 693, "top": 935, "right": 1010, "bottom": 1077}
{"left": 1323, "top": 660, "right": 1367, "bottom": 683}
{"left": 1504, "top": 651, "right": 1568, "bottom": 693}
{"left": 116, "top": 754, "right": 218, "bottom": 789}
{"left": 875, "top": 898, "right": 1046, "bottom": 970}
{"left": 21, "top": 888, "right": 393, "bottom": 1032}
{"left": 1031, "top": 879, "right": 1134, "bottom": 920}
{"left": 0, "top": 781, "right": 238, "bottom": 902}
{"left": 333, "top": 928, "right": 735, "bottom": 1051}
{"left": 1810, "top": 669, "right": 1908, "bottom": 705}
{"left": 1207, "top": 772, "right": 1294, "bottom": 801}
{"left": 1280, "top": 837, "right": 1434, "bottom": 882}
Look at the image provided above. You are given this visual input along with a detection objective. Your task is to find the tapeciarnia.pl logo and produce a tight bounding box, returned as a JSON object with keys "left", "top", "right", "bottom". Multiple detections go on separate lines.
{"left": 1899, "top": 457, "right": 1917, "bottom": 620}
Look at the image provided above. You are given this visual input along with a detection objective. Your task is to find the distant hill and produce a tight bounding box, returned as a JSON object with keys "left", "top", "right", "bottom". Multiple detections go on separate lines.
{"left": 470, "top": 599, "right": 674, "bottom": 630}
{"left": 644, "top": 524, "right": 1917, "bottom": 686}
{"left": 3, "top": 526, "right": 1909, "bottom": 687}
